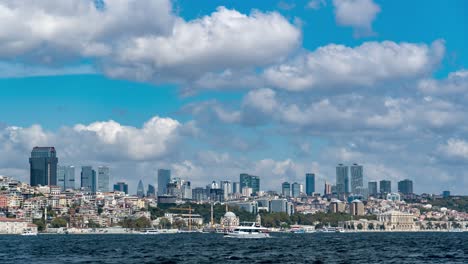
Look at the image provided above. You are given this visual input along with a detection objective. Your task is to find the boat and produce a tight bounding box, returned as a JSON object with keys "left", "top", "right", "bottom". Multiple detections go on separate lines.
{"left": 224, "top": 222, "right": 270, "bottom": 239}
{"left": 140, "top": 229, "right": 161, "bottom": 235}
{"left": 21, "top": 229, "right": 38, "bottom": 236}
{"left": 316, "top": 226, "right": 344, "bottom": 233}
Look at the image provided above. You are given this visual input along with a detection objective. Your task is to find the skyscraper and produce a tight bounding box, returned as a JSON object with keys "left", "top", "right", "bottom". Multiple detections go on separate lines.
{"left": 282, "top": 182, "right": 291, "bottom": 197}
{"left": 114, "top": 182, "right": 128, "bottom": 194}
{"left": 233, "top": 182, "right": 241, "bottom": 194}
{"left": 147, "top": 184, "right": 156, "bottom": 197}
{"left": 220, "top": 180, "right": 232, "bottom": 200}
{"left": 398, "top": 179, "right": 413, "bottom": 195}
{"left": 57, "top": 165, "right": 75, "bottom": 190}
{"left": 336, "top": 164, "right": 349, "bottom": 195}
{"left": 137, "top": 180, "right": 145, "bottom": 197}
{"left": 305, "top": 173, "right": 315, "bottom": 196}
{"left": 239, "top": 173, "right": 260, "bottom": 195}
{"left": 380, "top": 180, "right": 391, "bottom": 194}
{"left": 97, "top": 166, "right": 110, "bottom": 192}
{"left": 368, "top": 181, "right": 378, "bottom": 196}
{"left": 81, "top": 166, "right": 96, "bottom": 193}
{"left": 157, "top": 169, "right": 171, "bottom": 195}
{"left": 324, "top": 181, "right": 332, "bottom": 196}
{"left": 291, "top": 182, "right": 301, "bottom": 198}
{"left": 350, "top": 163, "right": 363, "bottom": 194}
{"left": 29, "top": 147, "right": 58, "bottom": 187}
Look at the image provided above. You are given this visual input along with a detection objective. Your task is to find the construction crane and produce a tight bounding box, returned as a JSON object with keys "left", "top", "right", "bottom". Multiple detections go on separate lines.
{"left": 169, "top": 206, "right": 194, "bottom": 231}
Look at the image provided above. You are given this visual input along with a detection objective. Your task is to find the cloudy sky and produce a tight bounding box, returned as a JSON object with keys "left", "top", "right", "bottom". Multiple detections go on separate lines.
{"left": 0, "top": 0, "right": 467, "bottom": 194}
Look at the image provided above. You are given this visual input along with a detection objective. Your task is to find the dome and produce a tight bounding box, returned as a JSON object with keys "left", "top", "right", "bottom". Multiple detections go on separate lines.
{"left": 224, "top": 211, "right": 236, "bottom": 218}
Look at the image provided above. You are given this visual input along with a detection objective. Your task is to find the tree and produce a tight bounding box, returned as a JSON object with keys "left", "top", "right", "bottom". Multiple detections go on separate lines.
{"left": 435, "top": 223, "right": 441, "bottom": 230}
{"left": 135, "top": 217, "right": 151, "bottom": 229}
{"left": 441, "top": 223, "right": 448, "bottom": 230}
{"left": 51, "top": 217, "right": 67, "bottom": 228}
{"left": 426, "top": 222, "right": 433, "bottom": 230}
{"left": 88, "top": 220, "right": 101, "bottom": 228}
{"left": 357, "top": 223, "right": 363, "bottom": 230}
{"left": 173, "top": 219, "right": 186, "bottom": 229}
{"left": 368, "top": 223, "right": 374, "bottom": 230}
{"left": 159, "top": 217, "right": 171, "bottom": 229}
{"left": 379, "top": 224, "right": 385, "bottom": 231}
{"left": 33, "top": 219, "right": 46, "bottom": 232}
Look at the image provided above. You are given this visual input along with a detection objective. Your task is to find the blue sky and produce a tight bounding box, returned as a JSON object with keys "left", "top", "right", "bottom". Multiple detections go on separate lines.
{"left": 0, "top": 0, "right": 467, "bottom": 194}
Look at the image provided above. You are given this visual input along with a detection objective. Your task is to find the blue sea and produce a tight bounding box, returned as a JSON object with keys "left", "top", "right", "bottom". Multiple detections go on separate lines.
{"left": 1, "top": 232, "right": 466, "bottom": 263}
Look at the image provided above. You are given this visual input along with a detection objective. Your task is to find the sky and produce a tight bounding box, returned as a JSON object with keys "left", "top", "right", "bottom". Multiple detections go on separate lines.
{"left": 0, "top": 0, "right": 467, "bottom": 194}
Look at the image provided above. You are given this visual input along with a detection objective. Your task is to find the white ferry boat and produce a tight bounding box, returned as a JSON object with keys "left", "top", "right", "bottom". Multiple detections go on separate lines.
{"left": 21, "top": 229, "right": 38, "bottom": 236}
{"left": 224, "top": 222, "right": 270, "bottom": 239}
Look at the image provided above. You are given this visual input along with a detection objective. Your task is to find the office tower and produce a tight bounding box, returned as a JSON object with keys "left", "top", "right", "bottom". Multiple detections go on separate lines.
{"left": 157, "top": 169, "right": 171, "bottom": 195}
{"left": 380, "top": 180, "right": 391, "bottom": 194}
{"left": 239, "top": 173, "right": 260, "bottom": 195}
{"left": 81, "top": 166, "right": 96, "bottom": 193}
{"left": 442, "top": 191, "right": 450, "bottom": 198}
{"left": 147, "top": 184, "right": 156, "bottom": 197}
{"left": 350, "top": 200, "right": 365, "bottom": 216}
{"left": 397, "top": 179, "right": 413, "bottom": 195}
{"left": 137, "top": 180, "right": 145, "bottom": 197}
{"left": 368, "top": 181, "right": 378, "bottom": 196}
{"left": 324, "top": 181, "right": 332, "bottom": 196}
{"left": 233, "top": 182, "right": 241, "bottom": 194}
{"left": 221, "top": 181, "right": 232, "bottom": 200}
{"left": 192, "top": 187, "right": 207, "bottom": 201}
{"left": 282, "top": 182, "right": 291, "bottom": 197}
{"left": 336, "top": 164, "right": 349, "bottom": 195}
{"left": 113, "top": 182, "right": 129, "bottom": 194}
{"left": 211, "top": 180, "right": 219, "bottom": 189}
{"left": 97, "top": 166, "right": 110, "bottom": 192}
{"left": 57, "top": 165, "right": 75, "bottom": 190}
{"left": 182, "top": 181, "right": 192, "bottom": 199}
{"left": 350, "top": 164, "right": 363, "bottom": 194}
{"left": 291, "top": 182, "right": 301, "bottom": 198}
{"left": 29, "top": 147, "right": 58, "bottom": 187}
{"left": 305, "top": 173, "right": 315, "bottom": 196}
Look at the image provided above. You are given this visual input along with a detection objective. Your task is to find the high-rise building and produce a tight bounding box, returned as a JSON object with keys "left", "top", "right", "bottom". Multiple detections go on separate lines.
{"left": 305, "top": 173, "right": 315, "bottom": 196}
{"left": 29, "top": 147, "right": 58, "bottom": 187}
{"left": 113, "top": 182, "right": 129, "bottom": 194}
{"left": 350, "top": 164, "right": 363, "bottom": 194}
{"left": 147, "top": 184, "right": 156, "bottom": 197}
{"left": 97, "top": 166, "right": 110, "bottom": 192}
{"left": 81, "top": 166, "right": 96, "bottom": 193}
{"left": 282, "top": 182, "right": 291, "bottom": 197}
{"left": 57, "top": 165, "right": 75, "bottom": 190}
{"left": 182, "top": 181, "right": 192, "bottom": 199}
{"left": 137, "top": 180, "right": 145, "bottom": 197}
{"left": 368, "top": 181, "right": 378, "bottom": 196}
{"left": 350, "top": 200, "right": 365, "bottom": 216}
{"left": 239, "top": 173, "right": 260, "bottom": 195}
{"left": 221, "top": 181, "right": 232, "bottom": 200}
{"left": 233, "top": 182, "right": 241, "bottom": 194}
{"left": 324, "top": 181, "right": 332, "bottom": 196}
{"left": 380, "top": 180, "right": 391, "bottom": 194}
{"left": 336, "top": 164, "right": 349, "bottom": 195}
{"left": 397, "top": 179, "right": 413, "bottom": 195}
{"left": 291, "top": 182, "right": 301, "bottom": 198}
{"left": 157, "top": 169, "right": 171, "bottom": 195}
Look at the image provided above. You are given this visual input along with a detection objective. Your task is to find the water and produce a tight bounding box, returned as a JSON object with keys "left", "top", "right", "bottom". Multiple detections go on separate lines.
{"left": 0, "top": 232, "right": 466, "bottom": 263}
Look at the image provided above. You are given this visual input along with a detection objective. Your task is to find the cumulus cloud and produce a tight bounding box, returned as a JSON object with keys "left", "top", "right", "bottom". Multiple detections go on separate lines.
{"left": 264, "top": 40, "right": 445, "bottom": 91}
{"left": 438, "top": 139, "right": 468, "bottom": 160}
{"left": 307, "top": 0, "right": 327, "bottom": 10}
{"left": 418, "top": 69, "right": 468, "bottom": 95}
{"left": 332, "top": 0, "right": 381, "bottom": 37}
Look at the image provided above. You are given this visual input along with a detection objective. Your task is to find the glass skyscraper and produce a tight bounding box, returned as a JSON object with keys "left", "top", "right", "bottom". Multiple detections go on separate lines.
{"left": 240, "top": 173, "right": 260, "bottom": 195}
{"left": 147, "top": 184, "right": 156, "bottom": 197}
{"left": 282, "top": 182, "right": 291, "bottom": 197}
{"left": 81, "top": 166, "right": 96, "bottom": 193}
{"left": 336, "top": 164, "right": 349, "bottom": 195}
{"left": 29, "top": 147, "right": 58, "bottom": 186}
{"left": 97, "top": 166, "right": 110, "bottom": 192}
{"left": 398, "top": 179, "right": 413, "bottom": 194}
{"left": 137, "top": 180, "right": 145, "bottom": 197}
{"left": 57, "top": 165, "right": 75, "bottom": 190}
{"left": 305, "top": 173, "right": 315, "bottom": 196}
{"left": 368, "top": 181, "right": 378, "bottom": 196}
{"left": 291, "top": 182, "right": 301, "bottom": 198}
{"left": 380, "top": 180, "right": 391, "bottom": 194}
{"left": 350, "top": 163, "right": 363, "bottom": 194}
{"left": 158, "top": 169, "right": 171, "bottom": 195}
{"left": 114, "top": 182, "right": 128, "bottom": 194}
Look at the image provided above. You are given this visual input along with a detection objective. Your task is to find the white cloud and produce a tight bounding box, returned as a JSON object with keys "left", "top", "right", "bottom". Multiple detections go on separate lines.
{"left": 418, "top": 69, "right": 468, "bottom": 95}
{"left": 264, "top": 40, "right": 445, "bottom": 91}
{"left": 332, "top": 0, "right": 380, "bottom": 37}
{"left": 307, "top": 0, "right": 327, "bottom": 10}
{"left": 439, "top": 139, "right": 468, "bottom": 160}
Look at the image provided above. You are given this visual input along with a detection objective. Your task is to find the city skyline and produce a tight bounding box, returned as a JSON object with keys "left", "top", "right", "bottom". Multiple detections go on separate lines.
{"left": 0, "top": 0, "right": 467, "bottom": 194}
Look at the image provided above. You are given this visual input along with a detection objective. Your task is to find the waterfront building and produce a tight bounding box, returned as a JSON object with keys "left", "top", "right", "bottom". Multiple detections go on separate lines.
{"left": 29, "top": 147, "right": 58, "bottom": 187}
{"left": 232, "top": 182, "right": 241, "bottom": 194}
{"left": 305, "top": 173, "right": 315, "bottom": 196}
{"left": 378, "top": 210, "right": 415, "bottom": 231}
{"left": 368, "top": 181, "right": 378, "bottom": 196}
{"left": 239, "top": 173, "right": 260, "bottom": 195}
{"left": 336, "top": 164, "right": 349, "bottom": 195}
{"left": 113, "top": 182, "right": 128, "bottom": 194}
{"left": 350, "top": 200, "right": 365, "bottom": 216}
{"left": 291, "top": 182, "right": 301, "bottom": 198}
{"left": 81, "top": 166, "right": 96, "bottom": 193}
{"left": 350, "top": 164, "right": 363, "bottom": 194}
{"left": 137, "top": 180, "right": 145, "bottom": 197}
{"left": 147, "top": 184, "right": 156, "bottom": 197}
{"left": 282, "top": 182, "right": 291, "bottom": 197}
{"left": 0, "top": 218, "right": 38, "bottom": 234}
{"left": 57, "top": 165, "right": 75, "bottom": 190}
{"left": 157, "top": 169, "right": 171, "bottom": 195}
{"left": 398, "top": 179, "right": 413, "bottom": 195}
{"left": 380, "top": 180, "right": 391, "bottom": 194}
{"left": 97, "top": 166, "right": 110, "bottom": 192}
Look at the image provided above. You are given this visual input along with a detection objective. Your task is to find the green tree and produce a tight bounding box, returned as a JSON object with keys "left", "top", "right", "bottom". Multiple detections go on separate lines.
{"left": 173, "top": 219, "right": 186, "bottom": 229}
{"left": 51, "top": 217, "right": 67, "bottom": 228}
{"left": 368, "top": 223, "right": 374, "bottom": 230}
{"left": 357, "top": 223, "right": 363, "bottom": 230}
{"left": 158, "top": 217, "right": 171, "bottom": 229}
{"left": 135, "top": 217, "right": 151, "bottom": 229}
{"left": 88, "top": 220, "right": 101, "bottom": 228}
{"left": 33, "top": 219, "right": 46, "bottom": 232}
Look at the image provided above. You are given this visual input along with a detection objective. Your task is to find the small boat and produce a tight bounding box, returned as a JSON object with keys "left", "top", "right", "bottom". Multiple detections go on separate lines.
{"left": 140, "top": 229, "right": 161, "bottom": 235}
{"left": 21, "top": 229, "right": 38, "bottom": 236}
{"left": 224, "top": 222, "right": 270, "bottom": 239}
{"left": 316, "top": 227, "right": 344, "bottom": 233}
